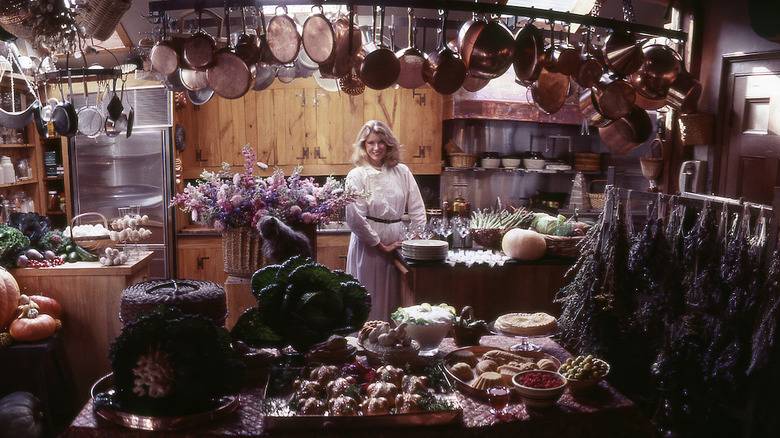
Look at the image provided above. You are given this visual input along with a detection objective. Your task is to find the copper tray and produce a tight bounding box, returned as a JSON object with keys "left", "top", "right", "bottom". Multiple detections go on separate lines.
{"left": 90, "top": 373, "right": 239, "bottom": 431}
{"left": 443, "top": 346, "right": 562, "bottom": 400}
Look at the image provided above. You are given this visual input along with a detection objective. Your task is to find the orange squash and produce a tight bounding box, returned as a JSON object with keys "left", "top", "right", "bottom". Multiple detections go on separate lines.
{"left": 28, "top": 295, "right": 62, "bottom": 319}
{"left": 9, "top": 310, "right": 57, "bottom": 343}
{"left": 0, "top": 267, "right": 20, "bottom": 331}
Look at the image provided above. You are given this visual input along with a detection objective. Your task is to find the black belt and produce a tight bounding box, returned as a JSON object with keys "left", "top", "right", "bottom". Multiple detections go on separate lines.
{"left": 366, "top": 216, "right": 402, "bottom": 224}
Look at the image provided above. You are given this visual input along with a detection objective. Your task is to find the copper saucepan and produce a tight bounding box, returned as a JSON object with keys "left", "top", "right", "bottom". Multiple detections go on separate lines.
{"left": 665, "top": 69, "right": 701, "bottom": 114}
{"left": 599, "top": 106, "right": 653, "bottom": 154}
{"left": 181, "top": 9, "right": 222, "bottom": 70}
{"left": 234, "top": 7, "right": 261, "bottom": 67}
{"left": 556, "top": 24, "right": 581, "bottom": 76}
{"left": 356, "top": 6, "right": 400, "bottom": 90}
{"left": 319, "top": 9, "right": 360, "bottom": 79}
{"left": 396, "top": 7, "right": 426, "bottom": 89}
{"left": 530, "top": 66, "right": 570, "bottom": 115}
{"left": 207, "top": 7, "right": 255, "bottom": 99}
{"left": 579, "top": 88, "right": 612, "bottom": 128}
{"left": 573, "top": 28, "right": 603, "bottom": 88}
{"left": 512, "top": 20, "right": 543, "bottom": 85}
{"left": 631, "top": 44, "right": 682, "bottom": 99}
{"left": 423, "top": 10, "right": 467, "bottom": 95}
{"left": 150, "top": 15, "right": 181, "bottom": 76}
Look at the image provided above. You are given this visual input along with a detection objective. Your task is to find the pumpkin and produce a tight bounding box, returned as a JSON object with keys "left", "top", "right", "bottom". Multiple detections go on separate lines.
{"left": 0, "top": 391, "right": 43, "bottom": 438}
{"left": 0, "top": 267, "right": 21, "bottom": 331}
{"left": 9, "top": 310, "right": 57, "bottom": 343}
{"left": 28, "top": 295, "right": 62, "bottom": 319}
{"left": 501, "top": 228, "right": 547, "bottom": 260}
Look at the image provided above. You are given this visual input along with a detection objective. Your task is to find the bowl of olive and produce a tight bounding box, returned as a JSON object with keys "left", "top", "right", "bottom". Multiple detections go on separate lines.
{"left": 557, "top": 355, "right": 610, "bottom": 396}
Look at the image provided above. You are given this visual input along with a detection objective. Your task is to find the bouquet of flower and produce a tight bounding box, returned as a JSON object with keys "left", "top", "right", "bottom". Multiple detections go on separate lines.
{"left": 171, "top": 146, "right": 361, "bottom": 231}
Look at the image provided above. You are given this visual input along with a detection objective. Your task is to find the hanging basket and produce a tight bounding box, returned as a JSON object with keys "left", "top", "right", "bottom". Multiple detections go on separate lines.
{"left": 639, "top": 138, "right": 664, "bottom": 181}
{"left": 76, "top": 0, "right": 132, "bottom": 41}
{"left": 678, "top": 113, "right": 714, "bottom": 146}
{"left": 221, "top": 227, "right": 264, "bottom": 278}
{"left": 587, "top": 179, "right": 608, "bottom": 210}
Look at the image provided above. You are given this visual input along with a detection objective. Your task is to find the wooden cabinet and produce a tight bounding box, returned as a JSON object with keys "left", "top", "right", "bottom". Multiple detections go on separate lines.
{"left": 317, "top": 232, "right": 350, "bottom": 271}
{"left": 37, "top": 136, "right": 71, "bottom": 228}
{"left": 176, "top": 234, "right": 228, "bottom": 284}
{"left": 176, "top": 78, "right": 443, "bottom": 179}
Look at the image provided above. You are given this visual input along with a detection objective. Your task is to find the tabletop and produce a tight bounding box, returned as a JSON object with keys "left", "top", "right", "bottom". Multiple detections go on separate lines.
{"left": 61, "top": 336, "right": 661, "bottom": 438}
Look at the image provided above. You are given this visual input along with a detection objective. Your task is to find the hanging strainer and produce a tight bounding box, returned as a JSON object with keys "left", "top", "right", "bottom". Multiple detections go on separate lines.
{"left": 339, "top": 70, "right": 365, "bottom": 96}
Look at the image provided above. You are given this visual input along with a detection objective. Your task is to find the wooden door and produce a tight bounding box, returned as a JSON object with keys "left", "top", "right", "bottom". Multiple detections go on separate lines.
{"left": 397, "top": 87, "right": 442, "bottom": 173}
{"left": 718, "top": 53, "right": 780, "bottom": 205}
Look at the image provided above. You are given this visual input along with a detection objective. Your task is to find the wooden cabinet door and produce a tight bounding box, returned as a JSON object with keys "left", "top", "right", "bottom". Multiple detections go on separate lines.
{"left": 177, "top": 235, "right": 228, "bottom": 284}
{"left": 398, "top": 87, "right": 442, "bottom": 174}
{"left": 317, "top": 233, "right": 350, "bottom": 271}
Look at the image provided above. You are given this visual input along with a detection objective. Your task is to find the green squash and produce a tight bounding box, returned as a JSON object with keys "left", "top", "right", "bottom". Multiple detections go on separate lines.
{"left": 0, "top": 391, "right": 43, "bottom": 438}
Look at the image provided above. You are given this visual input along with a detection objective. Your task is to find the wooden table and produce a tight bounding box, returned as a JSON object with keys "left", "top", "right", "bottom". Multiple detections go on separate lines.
{"left": 11, "top": 252, "right": 153, "bottom": 405}
{"left": 62, "top": 336, "right": 660, "bottom": 438}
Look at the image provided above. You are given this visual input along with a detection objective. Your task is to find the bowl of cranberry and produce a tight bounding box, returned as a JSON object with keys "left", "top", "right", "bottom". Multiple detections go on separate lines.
{"left": 512, "top": 370, "right": 568, "bottom": 409}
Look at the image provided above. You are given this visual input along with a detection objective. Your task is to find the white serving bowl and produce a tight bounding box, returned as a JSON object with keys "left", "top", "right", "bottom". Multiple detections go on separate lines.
{"left": 523, "top": 158, "right": 547, "bottom": 169}
{"left": 392, "top": 319, "right": 453, "bottom": 353}
{"left": 501, "top": 158, "right": 522, "bottom": 168}
{"left": 512, "top": 370, "right": 568, "bottom": 409}
{"left": 481, "top": 158, "right": 501, "bottom": 168}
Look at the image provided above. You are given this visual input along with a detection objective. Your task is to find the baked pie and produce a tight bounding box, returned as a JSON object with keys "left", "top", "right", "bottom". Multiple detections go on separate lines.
{"left": 494, "top": 312, "right": 557, "bottom": 336}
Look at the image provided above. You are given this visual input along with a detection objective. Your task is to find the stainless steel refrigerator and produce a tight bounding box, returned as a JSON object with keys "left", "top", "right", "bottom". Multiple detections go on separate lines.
{"left": 69, "top": 86, "right": 174, "bottom": 278}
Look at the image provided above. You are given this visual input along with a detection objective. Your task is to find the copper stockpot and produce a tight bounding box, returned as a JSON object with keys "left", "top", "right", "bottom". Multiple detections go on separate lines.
{"left": 181, "top": 9, "right": 222, "bottom": 70}
{"left": 630, "top": 44, "right": 682, "bottom": 99}
{"left": 355, "top": 6, "right": 400, "bottom": 90}
{"left": 598, "top": 106, "right": 653, "bottom": 154}
{"left": 459, "top": 15, "right": 514, "bottom": 80}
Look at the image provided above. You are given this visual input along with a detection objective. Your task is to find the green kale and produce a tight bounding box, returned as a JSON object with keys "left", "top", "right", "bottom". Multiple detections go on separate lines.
{"left": 0, "top": 224, "right": 30, "bottom": 268}
{"left": 231, "top": 255, "right": 371, "bottom": 352}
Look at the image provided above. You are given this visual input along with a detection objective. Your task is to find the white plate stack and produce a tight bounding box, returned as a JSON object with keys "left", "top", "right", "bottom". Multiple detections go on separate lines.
{"left": 401, "top": 240, "right": 449, "bottom": 261}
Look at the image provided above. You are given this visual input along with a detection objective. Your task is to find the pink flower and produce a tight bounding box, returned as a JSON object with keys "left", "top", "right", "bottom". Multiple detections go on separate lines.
{"left": 301, "top": 212, "right": 313, "bottom": 224}
{"left": 230, "top": 194, "right": 243, "bottom": 205}
{"left": 290, "top": 205, "right": 302, "bottom": 216}
{"left": 214, "top": 220, "right": 225, "bottom": 231}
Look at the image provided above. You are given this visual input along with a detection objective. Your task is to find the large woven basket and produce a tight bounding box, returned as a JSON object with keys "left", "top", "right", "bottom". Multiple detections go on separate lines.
{"left": 76, "top": 0, "right": 132, "bottom": 41}
{"left": 68, "top": 212, "right": 116, "bottom": 254}
{"left": 544, "top": 235, "right": 585, "bottom": 258}
{"left": 448, "top": 153, "right": 478, "bottom": 168}
{"left": 221, "top": 227, "right": 264, "bottom": 277}
{"left": 678, "top": 113, "right": 714, "bottom": 146}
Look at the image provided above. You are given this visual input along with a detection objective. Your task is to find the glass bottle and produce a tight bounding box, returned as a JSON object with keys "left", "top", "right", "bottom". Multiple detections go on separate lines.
{"left": 48, "top": 191, "right": 59, "bottom": 212}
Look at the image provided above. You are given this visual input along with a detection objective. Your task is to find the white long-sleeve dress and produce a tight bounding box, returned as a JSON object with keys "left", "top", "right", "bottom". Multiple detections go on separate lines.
{"left": 345, "top": 163, "right": 427, "bottom": 321}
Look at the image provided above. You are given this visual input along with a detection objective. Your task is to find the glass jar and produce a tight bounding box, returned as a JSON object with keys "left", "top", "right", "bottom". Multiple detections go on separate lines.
{"left": 48, "top": 191, "right": 59, "bottom": 212}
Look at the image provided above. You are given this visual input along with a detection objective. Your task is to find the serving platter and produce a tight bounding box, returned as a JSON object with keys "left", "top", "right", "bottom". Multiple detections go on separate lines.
{"left": 443, "top": 346, "right": 562, "bottom": 401}
{"left": 90, "top": 373, "right": 239, "bottom": 431}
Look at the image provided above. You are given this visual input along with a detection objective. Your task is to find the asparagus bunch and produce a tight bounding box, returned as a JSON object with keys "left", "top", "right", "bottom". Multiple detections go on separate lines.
{"left": 469, "top": 208, "right": 534, "bottom": 229}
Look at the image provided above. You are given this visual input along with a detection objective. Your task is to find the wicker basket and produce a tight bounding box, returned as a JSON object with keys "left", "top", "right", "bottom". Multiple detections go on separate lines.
{"left": 544, "top": 235, "right": 585, "bottom": 258}
{"left": 573, "top": 152, "right": 601, "bottom": 171}
{"left": 678, "top": 113, "right": 714, "bottom": 146}
{"left": 448, "top": 153, "right": 478, "bottom": 168}
{"left": 470, "top": 228, "right": 505, "bottom": 250}
{"left": 76, "top": 0, "right": 132, "bottom": 41}
{"left": 68, "top": 212, "right": 116, "bottom": 254}
{"left": 221, "top": 227, "right": 264, "bottom": 277}
{"left": 639, "top": 138, "right": 664, "bottom": 180}
{"left": 587, "top": 180, "right": 607, "bottom": 210}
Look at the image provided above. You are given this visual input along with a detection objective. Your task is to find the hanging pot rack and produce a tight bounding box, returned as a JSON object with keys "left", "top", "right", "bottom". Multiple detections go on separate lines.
{"left": 148, "top": 0, "right": 687, "bottom": 42}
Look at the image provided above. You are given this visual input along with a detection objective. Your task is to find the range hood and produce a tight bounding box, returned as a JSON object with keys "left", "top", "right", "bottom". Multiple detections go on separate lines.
{"left": 442, "top": 70, "right": 583, "bottom": 125}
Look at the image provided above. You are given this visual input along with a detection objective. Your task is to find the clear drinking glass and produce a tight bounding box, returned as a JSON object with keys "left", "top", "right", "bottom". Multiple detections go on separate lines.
{"left": 486, "top": 385, "right": 511, "bottom": 416}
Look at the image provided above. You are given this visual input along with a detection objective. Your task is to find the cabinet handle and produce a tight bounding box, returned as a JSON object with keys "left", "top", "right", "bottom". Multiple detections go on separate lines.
{"left": 297, "top": 147, "right": 310, "bottom": 160}
{"left": 197, "top": 256, "right": 209, "bottom": 270}
{"left": 196, "top": 149, "right": 208, "bottom": 162}
{"left": 412, "top": 90, "right": 426, "bottom": 106}
{"left": 314, "top": 147, "right": 327, "bottom": 160}
{"left": 312, "top": 93, "right": 326, "bottom": 106}
{"left": 338, "top": 256, "right": 347, "bottom": 260}
{"left": 296, "top": 93, "right": 306, "bottom": 107}
{"left": 412, "top": 146, "right": 426, "bottom": 158}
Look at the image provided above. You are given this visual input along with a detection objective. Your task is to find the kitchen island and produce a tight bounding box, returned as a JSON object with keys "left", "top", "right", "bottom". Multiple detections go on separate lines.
{"left": 395, "top": 252, "right": 573, "bottom": 322}
{"left": 11, "top": 252, "right": 153, "bottom": 404}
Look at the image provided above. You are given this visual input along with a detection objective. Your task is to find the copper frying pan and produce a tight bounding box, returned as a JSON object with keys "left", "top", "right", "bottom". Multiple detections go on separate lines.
{"left": 423, "top": 10, "right": 466, "bottom": 95}
{"left": 512, "top": 20, "right": 543, "bottom": 85}
{"left": 396, "top": 7, "right": 426, "bottom": 89}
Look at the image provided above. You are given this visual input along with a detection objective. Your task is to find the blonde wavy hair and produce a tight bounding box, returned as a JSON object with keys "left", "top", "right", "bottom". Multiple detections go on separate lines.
{"left": 351, "top": 120, "right": 402, "bottom": 168}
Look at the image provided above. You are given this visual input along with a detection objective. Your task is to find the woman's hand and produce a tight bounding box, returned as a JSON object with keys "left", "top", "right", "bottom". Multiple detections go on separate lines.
{"left": 376, "top": 241, "right": 403, "bottom": 254}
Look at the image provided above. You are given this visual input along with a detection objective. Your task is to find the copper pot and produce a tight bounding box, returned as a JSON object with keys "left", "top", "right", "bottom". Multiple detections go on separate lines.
{"left": 301, "top": 5, "right": 335, "bottom": 65}
{"left": 530, "top": 66, "right": 570, "bottom": 115}
{"left": 319, "top": 9, "right": 360, "bottom": 79}
{"left": 631, "top": 44, "right": 682, "bottom": 99}
{"left": 573, "top": 29, "right": 603, "bottom": 88}
{"left": 665, "top": 69, "right": 702, "bottom": 114}
{"left": 234, "top": 7, "right": 261, "bottom": 66}
{"left": 513, "top": 21, "right": 544, "bottom": 85}
{"left": 459, "top": 15, "right": 514, "bottom": 80}
{"left": 207, "top": 8, "right": 255, "bottom": 100}
{"left": 395, "top": 8, "right": 426, "bottom": 89}
{"left": 598, "top": 106, "right": 653, "bottom": 154}
{"left": 355, "top": 6, "right": 400, "bottom": 90}
{"left": 579, "top": 89, "right": 612, "bottom": 128}
{"left": 181, "top": 9, "right": 222, "bottom": 70}
{"left": 423, "top": 11, "right": 466, "bottom": 95}
{"left": 150, "top": 16, "right": 181, "bottom": 76}
{"left": 592, "top": 73, "right": 636, "bottom": 120}
{"left": 556, "top": 25, "right": 581, "bottom": 76}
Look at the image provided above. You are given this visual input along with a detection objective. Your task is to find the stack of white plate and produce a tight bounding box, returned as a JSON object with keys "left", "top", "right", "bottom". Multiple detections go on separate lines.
{"left": 401, "top": 240, "right": 449, "bottom": 261}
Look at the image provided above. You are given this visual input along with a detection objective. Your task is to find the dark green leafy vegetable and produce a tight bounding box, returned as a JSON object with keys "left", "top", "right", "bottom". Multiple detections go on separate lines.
{"left": 231, "top": 256, "right": 371, "bottom": 352}
{"left": 8, "top": 213, "right": 51, "bottom": 248}
{"left": 0, "top": 224, "right": 30, "bottom": 269}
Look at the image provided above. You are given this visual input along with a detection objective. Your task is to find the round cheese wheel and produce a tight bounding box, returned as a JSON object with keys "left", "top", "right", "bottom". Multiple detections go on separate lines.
{"left": 502, "top": 228, "right": 547, "bottom": 260}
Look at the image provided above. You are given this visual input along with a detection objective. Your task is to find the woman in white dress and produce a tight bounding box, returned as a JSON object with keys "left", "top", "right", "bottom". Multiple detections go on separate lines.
{"left": 345, "top": 120, "right": 427, "bottom": 321}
